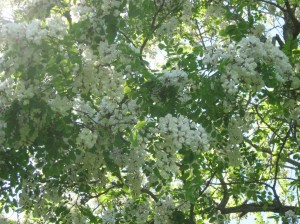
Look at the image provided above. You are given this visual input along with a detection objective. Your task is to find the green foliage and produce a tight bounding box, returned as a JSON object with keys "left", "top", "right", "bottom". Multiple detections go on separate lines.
{"left": 0, "top": 0, "right": 299, "bottom": 223}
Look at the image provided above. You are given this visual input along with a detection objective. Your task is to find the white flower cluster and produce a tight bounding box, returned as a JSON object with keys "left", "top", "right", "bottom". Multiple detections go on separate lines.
{"left": 203, "top": 35, "right": 293, "bottom": 93}
{"left": 149, "top": 114, "right": 208, "bottom": 179}
{"left": 154, "top": 114, "right": 208, "bottom": 151}
{"left": 77, "top": 151, "right": 107, "bottom": 182}
{"left": 1, "top": 13, "right": 68, "bottom": 47}
{"left": 14, "top": 80, "right": 40, "bottom": 105}
{"left": 228, "top": 117, "right": 244, "bottom": 145}
{"left": 0, "top": 20, "right": 46, "bottom": 45}
{"left": 156, "top": 17, "right": 179, "bottom": 35}
{"left": 21, "top": 108, "right": 48, "bottom": 146}
{"left": 96, "top": 98, "right": 139, "bottom": 133}
{"left": 158, "top": 69, "right": 189, "bottom": 89}
{"left": 122, "top": 200, "right": 149, "bottom": 223}
{"left": 25, "top": 0, "right": 58, "bottom": 18}
{"left": 295, "top": 8, "right": 300, "bottom": 20}
{"left": 76, "top": 127, "right": 98, "bottom": 149}
{"left": 48, "top": 95, "right": 72, "bottom": 117}
{"left": 223, "top": 116, "right": 250, "bottom": 166}
{"left": 98, "top": 41, "right": 119, "bottom": 64}
{"left": 72, "top": 43, "right": 122, "bottom": 97}
{"left": 0, "top": 77, "right": 15, "bottom": 107}
{"left": 72, "top": 45, "right": 98, "bottom": 93}
{"left": 285, "top": 210, "right": 297, "bottom": 223}
{"left": 45, "top": 14, "right": 68, "bottom": 39}
{"left": 154, "top": 196, "right": 175, "bottom": 224}
{"left": 109, "top": 135, "right": 147, "bottom": 193}
{"left": 250, "top": 24, "right": 265, "bottom": 37}
{"left": 205, "top": 4, "right": 226, "bottom": 19}
{"left": 26, "top": 19, "right": 47, "bottom": 44}
{"left": 152, "top": 68, "right": 192, "bottom": 104}
{"left": 181, "top": 0, "right": 193, "bottom": 23}
{"left": 225, "top": 147, "right": 241, "bottom": 167}
{"left": 103, "top": 0, "right": 121, "bottom": 15}
{"left": 0, "top": 119, "right": 6, "bottom": 145}
{"left": 291, "top": 76, "right": 300, "bottom": 89}
{"left": 154, "top": 148, "right": 178, "bottom": 179}
{"left": 73, "top": 94, "right": 139, "bottom": 135}
{"left": 72, "top": 96, "right": 97, "bottom": 122}
{"left": 202, "top": 2, "right": 227, "bottom": 30}
{"left": 5, "top": 80, "right": 40, "bottom": 105}
{"left": 66, "top": 210, "right": 87, "bottom": 224}
{"left": 70, "top": 0, "right": 93, "bottom": 23}
{"left": 102, "top": 209, "right": 116, "bottom": 224}
{"left": 283, "top": 99, "right": 300, "bottom": 125}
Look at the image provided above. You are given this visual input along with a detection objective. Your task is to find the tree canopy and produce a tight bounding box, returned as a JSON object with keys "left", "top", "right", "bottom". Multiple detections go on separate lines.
{"left": 0, "top": 0, "right": 300, "bottom": 223}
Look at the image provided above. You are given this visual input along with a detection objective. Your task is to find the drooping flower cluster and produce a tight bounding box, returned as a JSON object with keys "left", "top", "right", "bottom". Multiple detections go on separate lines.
{"left": 203, "top": 35, "right": 293, "bottom": 93}
{"left": 148, "top": 114, "right": 209, "bottom": 179}
{"left": 153, "top": 114, "right": 208, "bottom": 151}
{"left": 45, "top": 14, "right": 68, "bottom": 39}
{"left": 109, "top": 135, "right": 147, "bottom": 194}
{"left": 122, "top": 200, "right": 150, "bottom": 223}
{"left": 48, "top": 95, "right": 72, "bottom": 117}
{"left": 76, "top": 127, "right": 98, "bottom": 149}
{"left": 158, "top": 69, "right": 189, "bottom": 89}
{"left": 250, "top": 23, "right": 265, "bottom": 37}
{"left": 24, "top": 0, "right": 59, "bottom": 18}
{"left": 70, "top": 0, "right": 93, "bottom": 23}
{"left": 102, "top": 209, "right": 116, "bottom": 224}
{"left": 1, "top": 20, "right": 43, "bottom": 46}
{"left": 285, "top": 210, "right": 297, "bottom": 223}
{"left": 0, "top": 14, "right": 67, "bottom": 46}
{"left": 101, "top": 0, "right": 122, "bottom": 16}
{"left": 72, "top": 43, "right": 121, "bottom": 96}
{"left": 157, "top": 17, "right": 179, "bottom": 36}
{"left": 154, "top": 196, "right": 176, "bottom": 224}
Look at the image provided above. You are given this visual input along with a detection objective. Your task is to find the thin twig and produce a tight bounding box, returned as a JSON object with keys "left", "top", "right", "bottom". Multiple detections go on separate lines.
{"left": 139, "top": 0, "right": 165, "bottom": 60}
{"left": 273, "top": 127, "right": 291, "bottom": 189}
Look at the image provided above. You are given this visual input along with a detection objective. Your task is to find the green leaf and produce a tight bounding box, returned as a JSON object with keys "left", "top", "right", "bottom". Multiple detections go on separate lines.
{"left": 209, "top": 217, "right": 217, "bottom": 223}
{"left": 123, "top": 86, "right": 131, "bottom": 94}
{"left": 130, "top": 130, "right": 138, "bottom": 147}
{"left": 133, "top": 120, "right": 146, "bottom": 130}
{"left": 128, "top": 1, "right": 140, "bottom": 18}
{"left": 158, "top": 43, "right": 166, "bottom": 49}
{"left": 104, "top": 14, "right": 118, "bottom": 44}
{"left": 4, "top": 206, "right": 9, "bottom": 213}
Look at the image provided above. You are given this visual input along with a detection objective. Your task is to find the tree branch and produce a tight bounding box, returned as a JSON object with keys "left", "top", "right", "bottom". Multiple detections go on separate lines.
{"left": 119, "top": 30, "right": 138, "bottom": 49}
{"left": 284, "top": 0, "right": 300, "bottom": 27}
{"left": 189, "top": 204, "right": 195, "bottom": 224}
{"left": 243, "top": 136, "right": 300, "bottom": 168}
{"left": 219, "top": 202, "right": 298, "bottom": 215}
{"left": 141, "top": 188, "right": 158, "bottom": 202}
{"left": 218, "top": 175, "right": 229, "bottom": 210}
{"left": 195, "top": 19, "right": 206, "bottom": 50}
{"left": 259, "top": 0, "right": 286, "bottom": 12}
{"left": 253, "top": 104, "right": 281, "bottom": 139}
